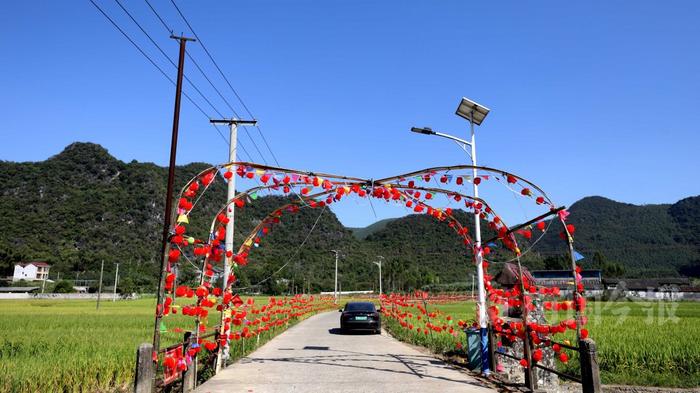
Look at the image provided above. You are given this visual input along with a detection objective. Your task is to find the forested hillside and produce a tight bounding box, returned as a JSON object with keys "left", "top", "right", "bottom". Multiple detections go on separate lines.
{"left": 535, "top": 196, "right": 700, "bottom": 277}
{"left": 0, "top": 143, "right": 697, "bottom": 293}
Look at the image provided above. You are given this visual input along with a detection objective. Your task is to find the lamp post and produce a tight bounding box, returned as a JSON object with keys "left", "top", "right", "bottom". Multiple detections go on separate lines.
{"left": 331, "top": 250, "right": 341, "bottom": 303}
{"left": 410, "top": 96, "right": 491, "bottom": 375}
{"left": 373, "top": 256, "right": 384, "bottom": 295}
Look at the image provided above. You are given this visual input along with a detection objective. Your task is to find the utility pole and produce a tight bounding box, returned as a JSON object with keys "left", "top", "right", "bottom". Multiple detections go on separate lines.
{"left": 153, "top": 35, "right": 196, "bottom": 356}
{"left": 113, "top": 263, "right": 119, "bottom": 302}
{"left": 373, "top": 256, "right": 384, "bottom": 295}
{"left": 209, "top": 118, "right": 257, "bottom": 292}
{"left": 209, "top": 118, "right": 256, "bottom": 368}
{"left": 96, "top": 260, "right": 104, "bottom": 310}
{"left": 331, "top": 250, "right": 341, "bottom": 303}
{"left": 41, "top": 271, "right": 47, "bottom": 294}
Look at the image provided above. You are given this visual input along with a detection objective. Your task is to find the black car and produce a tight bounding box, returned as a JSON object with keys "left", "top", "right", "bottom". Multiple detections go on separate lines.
{"left": 339, "top": 302, "right": 381, "bottom": 334}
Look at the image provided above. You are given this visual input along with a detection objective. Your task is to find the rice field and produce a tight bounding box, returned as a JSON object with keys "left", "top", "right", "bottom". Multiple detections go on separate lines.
{"left": 2, "top": 297, "right": 698, "bottom": 391}
{"left": 0, "top": 296, "right": 331, "bottom": 393}
{"left": 383, "top": 300, "right": 700, "bottom": 388}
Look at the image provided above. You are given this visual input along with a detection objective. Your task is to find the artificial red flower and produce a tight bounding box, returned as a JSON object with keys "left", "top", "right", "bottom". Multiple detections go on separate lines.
{"left": 559, "top": 352, "right": 569, "bottom": 363}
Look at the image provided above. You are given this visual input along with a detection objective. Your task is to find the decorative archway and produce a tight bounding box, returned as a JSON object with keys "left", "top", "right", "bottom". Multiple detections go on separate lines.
{"left": 153, "top": 162, "right": 585, "bottom": 380}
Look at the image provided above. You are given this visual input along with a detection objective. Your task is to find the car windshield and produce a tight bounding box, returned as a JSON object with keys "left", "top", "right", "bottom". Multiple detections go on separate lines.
{"left": 345, "top": 302, "right": 376, "bottom": 312}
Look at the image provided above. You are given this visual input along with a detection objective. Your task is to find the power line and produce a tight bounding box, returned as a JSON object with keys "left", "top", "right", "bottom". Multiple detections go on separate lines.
{"left": 114, "top": 0, "right": 226, "bottom": 119}
{"left": 240, "top": 204, "right": 328, "bottom": 290}
{"left": 168, "top": 0, "right": 279, "bottom": 166}
{"left": 90, "top": 0, "right": 257, "bottom": 162}
{"left": 143, "top": 0, "right": 172, "bottom": 33}
{"left": 144, "top": 1, "right": 243, "bottom": 121}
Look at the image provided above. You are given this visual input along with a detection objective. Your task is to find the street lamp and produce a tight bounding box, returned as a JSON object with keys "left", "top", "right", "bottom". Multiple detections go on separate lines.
{"left": 373, "top": 256, "right": 384, "bottom": 295}
{"left": 409, "top": 96, "right": 491, "bottom": 376}
{"left": 330, "top": 250, "right": 342, "bottom": 303}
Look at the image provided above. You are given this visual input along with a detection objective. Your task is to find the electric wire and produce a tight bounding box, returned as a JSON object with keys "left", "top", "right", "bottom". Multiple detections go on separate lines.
{"left": 90, "top": 0, "right": 257, "bottom": 162}
{"left": 114, "top": 0, "right": 226, "bottom": 119}
{"left": 144, "top": 0, "right": 269, "bottom": 164}
{"left": 168, "top": 0, "right": 280, "bottom": 166}
{"left": 237, "top": 204, "right": 328, "bottom": 290}
{"left": 93, "top": 1, "right": 328, "bottom": 288}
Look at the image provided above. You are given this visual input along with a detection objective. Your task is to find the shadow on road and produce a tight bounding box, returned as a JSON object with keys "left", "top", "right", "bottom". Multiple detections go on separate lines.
{"left": 244, "top": 349, "right": 491, "bottom": 389}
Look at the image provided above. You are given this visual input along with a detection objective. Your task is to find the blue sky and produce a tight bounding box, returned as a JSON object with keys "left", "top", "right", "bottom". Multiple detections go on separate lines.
{"left": 1, "top": 1, "right": 699, "bottom": 227}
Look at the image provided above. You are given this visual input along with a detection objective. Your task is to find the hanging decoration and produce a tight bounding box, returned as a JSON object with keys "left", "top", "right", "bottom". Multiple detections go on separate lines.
{"left": 151, "top": 162, "right": 586, "bottom": 383}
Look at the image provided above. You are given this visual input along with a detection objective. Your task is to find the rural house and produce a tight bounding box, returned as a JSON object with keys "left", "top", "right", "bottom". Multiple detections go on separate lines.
{"left": 12, "top": 262, "right": 51, "bottom": 282}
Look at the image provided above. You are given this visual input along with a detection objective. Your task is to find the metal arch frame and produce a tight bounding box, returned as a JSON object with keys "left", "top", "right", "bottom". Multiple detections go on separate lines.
{"left": 154, "top": 162, "right": 584, "bottom": 375}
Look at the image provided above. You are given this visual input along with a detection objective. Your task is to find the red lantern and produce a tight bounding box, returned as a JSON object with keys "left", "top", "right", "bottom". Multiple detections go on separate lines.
{"left": 559, "top": 352, "right": 569, "bottom": 363}
{"left": 532, "top": 349, "right": 543, "bottom": 362}
{"left": 168, "top": 249, "right": 180, "bottom": 263}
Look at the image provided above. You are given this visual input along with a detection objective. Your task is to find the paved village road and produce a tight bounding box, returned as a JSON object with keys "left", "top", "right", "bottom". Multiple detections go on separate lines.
{"left": 193, "top": 311, "right": 498, "bottom": 393}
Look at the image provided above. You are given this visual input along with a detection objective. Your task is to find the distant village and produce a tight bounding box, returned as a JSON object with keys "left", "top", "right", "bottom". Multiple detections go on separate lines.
{"left": 2, "top": 261, "right": 698, "bottom": 300}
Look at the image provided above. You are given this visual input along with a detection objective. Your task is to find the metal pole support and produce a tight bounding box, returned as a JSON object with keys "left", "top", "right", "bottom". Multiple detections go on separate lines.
{"left": 487, "top": 324, "right": 496, "bottom": 372}
{"left": 213, "top": 331, "right": 222, "bottom": 373}
{"left": 580, "top": 339, "right": 602, "bottom": 393}
{"left": 134, "top": 343, "right": 154, "bottom": 393}
{"left": 182, "top": 332, "right": 196, "bottom": 393}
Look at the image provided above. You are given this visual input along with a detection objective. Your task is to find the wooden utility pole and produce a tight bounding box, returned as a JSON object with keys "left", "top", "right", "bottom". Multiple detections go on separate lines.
{"left": 96, "top": 260, "right": 104, "bottom": 310}
{"left": 152, "top": 35, "right": 195, "bottom": 357}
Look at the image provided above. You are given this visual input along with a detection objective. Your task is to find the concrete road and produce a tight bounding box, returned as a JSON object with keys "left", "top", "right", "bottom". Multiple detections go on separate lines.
{"left": 194, "top": 311, "right": 497, "bottom": 393}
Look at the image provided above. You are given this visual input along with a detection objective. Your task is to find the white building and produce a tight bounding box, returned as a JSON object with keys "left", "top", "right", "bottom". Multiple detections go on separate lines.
{"left": 12, "top": 262, "right": 51, "bottom": 282}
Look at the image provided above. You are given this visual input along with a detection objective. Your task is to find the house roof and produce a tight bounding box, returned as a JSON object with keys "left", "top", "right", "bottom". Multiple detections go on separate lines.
{"left": 494, "top": 263, "right": 535, "bottom": 287}
{"left": 16, "top": 261, "right": 51, "bottom": 267}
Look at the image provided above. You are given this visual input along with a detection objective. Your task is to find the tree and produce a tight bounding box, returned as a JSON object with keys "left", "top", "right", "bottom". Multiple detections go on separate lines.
{"left": 543, "top": 255, "right": 567, "bottom": 270}
{"left": 53, "top": 280, "right": 76, "bottom": 293}
{"left": 117, "top": 277, "right": 136, "bottom": 294}
{"left": 602, "top": 261, "right": 625, "bottom": 278}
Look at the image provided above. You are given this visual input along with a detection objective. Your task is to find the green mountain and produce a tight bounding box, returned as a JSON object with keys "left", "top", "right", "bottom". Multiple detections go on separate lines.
{"left": 0, "top": 143, "right": 372, "bottom": 292}
{"left": 0, "top": 143, "right": 697, "bottom": 294}
{"left": 535, "top": 196, "right": 700, "bottom": 277}
{"left": 349, "top": 218, "right": 397, "bottom": 240}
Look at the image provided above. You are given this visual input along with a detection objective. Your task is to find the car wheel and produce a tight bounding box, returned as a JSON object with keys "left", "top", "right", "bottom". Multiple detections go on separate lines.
{"left": 375, "top": 328, "right": 381, "bottom": 335}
